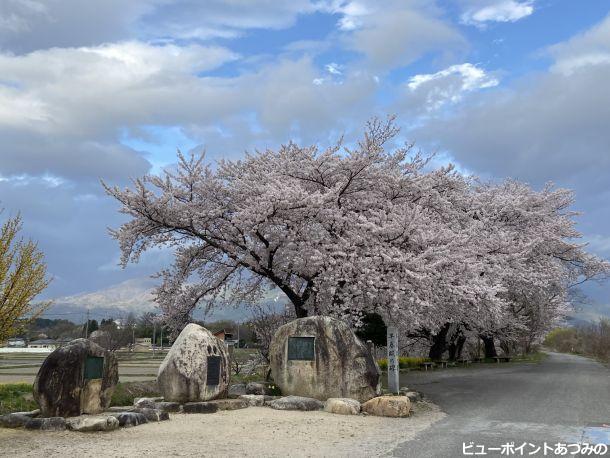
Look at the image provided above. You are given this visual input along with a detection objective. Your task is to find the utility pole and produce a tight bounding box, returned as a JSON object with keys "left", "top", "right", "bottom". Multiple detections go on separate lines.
{"left": 152, "top": 321, "right": 156, "bottom": 357}
{"left": 85, "top": 309, "right": 90, "bottom": 339}
{"left": 160, "top": 326, "right": 163, "bottom": 351}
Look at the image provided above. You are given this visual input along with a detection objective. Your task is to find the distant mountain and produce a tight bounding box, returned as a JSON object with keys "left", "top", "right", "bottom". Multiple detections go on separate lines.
{"left": 43, "top": 276, "right": 608, "bottom": 326}
{"left": 43, "top": 277, "right": 285, "bottom": 323}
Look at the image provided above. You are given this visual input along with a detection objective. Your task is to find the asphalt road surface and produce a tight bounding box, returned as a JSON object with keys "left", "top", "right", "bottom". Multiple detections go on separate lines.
{"left": 391, "top": 352, "right": 610, "bottom": 457}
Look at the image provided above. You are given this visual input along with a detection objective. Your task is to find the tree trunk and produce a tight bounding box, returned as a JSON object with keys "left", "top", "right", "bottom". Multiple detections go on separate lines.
{"left": 429, "top": 323, "right": 451, "bottom": 360}
{"left": 455, "top": 336, "right": 466, "bottom": 360}
{"left": 480, "top": 335, "right": 497, "bottom": 358}
{"left": 294, "top": 302, "right": 308, "bottom": 318}
{"left": 448, "top": 335, "right": 466, "bottom": 361}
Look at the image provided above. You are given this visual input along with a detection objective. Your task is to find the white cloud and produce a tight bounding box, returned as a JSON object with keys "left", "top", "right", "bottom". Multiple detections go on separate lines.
{"left": 325, "top": 62, "right": 343, "bottom": 75}
{"left": 405, "top": 63, "right": 498, "bottom": 111}
{"left": 461, "top": 1, "right": 534, "bottom": 26}
{"left": 346, "top": 3, "right": 465, "bottom": 71}
{"left": 549, "top": 15, "right": 610, "bottom": 75}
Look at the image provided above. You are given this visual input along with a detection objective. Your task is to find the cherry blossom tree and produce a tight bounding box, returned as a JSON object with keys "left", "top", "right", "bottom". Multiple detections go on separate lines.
{"left": 104, "top": 117, "right": 609, "bottom": 341}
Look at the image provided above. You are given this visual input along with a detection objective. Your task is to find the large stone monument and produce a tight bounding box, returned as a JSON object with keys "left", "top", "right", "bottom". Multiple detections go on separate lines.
{"left": 33, "top": 338, "right": 118, "bottom": 417}
{"left": 157, "top": 323, "right": 230, "bottom": 402}
{"left": 269, "top": 316, "right": 380, "bottom": 403}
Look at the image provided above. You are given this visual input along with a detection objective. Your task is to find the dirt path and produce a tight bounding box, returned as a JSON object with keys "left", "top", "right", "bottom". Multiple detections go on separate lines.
{"left": 0, "top": 402, "right": 444, "bottom": 457}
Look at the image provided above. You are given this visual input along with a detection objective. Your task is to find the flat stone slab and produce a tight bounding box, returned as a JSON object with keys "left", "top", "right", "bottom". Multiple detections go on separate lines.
{"left": 135, "top": 408, "right": 170, "bottom": 422}
{"left": 207, "top": 399, "right": 249, "bottom": 410}
{"left": 183, "top": 402, "right": 219, "bottom": 414}
{"left": 0, "top": 413, "right": 32, "bottom": 428}
{"left": 110, "top": 412, "right": 148, "bottom": 427}
{"left": 25, "top": 417, "right": 67, "bottom": 431}
{"left": 12, "top": 409, "right": 40, "bottom": 418}
{"left": 106, "top": 406, "right": 136, "bottom": 412}
{"left": 324, "top": 398, "right": 361, "bottom": 415}
{"left": 66, "top": 415, "right": 119, "bottom": 432}
{"left": 155, "top": 401, "right": 181, "bottom": 413}
{"left": 238, "top": 395, "right": 277, "bottom": 407}
{"left": 267, "top": 396, "right": 324, "bottom": 411}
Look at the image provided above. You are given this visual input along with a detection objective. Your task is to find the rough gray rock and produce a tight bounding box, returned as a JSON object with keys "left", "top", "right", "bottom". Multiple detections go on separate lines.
{"left": 157, "top": 323, "right": 229, "bottom": 403}
{"left": 183, "top": 402, "right": 219, "bottom": 414}
{"left": 155, "top": 401, "right": 181, "bottom": 413}
{"left": 228, "top": 383, "right": 247, "bottom": 398}
{"left": 135, "top": 408, "right": 170, "bottom": 422}
{"left": 238, "top": 395, "right": 277, "bottom": 407}
{"left": 267, "top": 396, "right": 324, "bottom": 411}
{"left": 207, "top": 399, "right": 249, "bottom": 410}
{"left": 269, "top": 316, "right": 380, "bottom": 403}
{"left": 66, "top": 415, "right": 119, "bottom": 432}
{"left": 33, "top": 338, "right": 118, "bottom": 417}
{"left": 0, "top": 413, "right": 31, "bottom": 428}
{"left": 324, "top": 398, "right": 361, "bottom": 415}
{"left": 245, "top": 382, "right": 267, "bottom": 395}
{"left": 25, "top": 417, "right": 67, "bottom": 431}
{"left": 111, "top": 412, "right": 148, "bottom": 427}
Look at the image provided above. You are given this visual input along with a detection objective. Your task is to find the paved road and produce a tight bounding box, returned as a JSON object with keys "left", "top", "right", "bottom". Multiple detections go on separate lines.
{"left": 391, "top": 352, "right": 610, "bottom": 457}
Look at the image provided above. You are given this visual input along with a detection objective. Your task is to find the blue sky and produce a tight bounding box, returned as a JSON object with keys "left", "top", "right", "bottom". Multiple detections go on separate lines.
{"left": 1, "top": 0, "right": 609, "bottom": 320}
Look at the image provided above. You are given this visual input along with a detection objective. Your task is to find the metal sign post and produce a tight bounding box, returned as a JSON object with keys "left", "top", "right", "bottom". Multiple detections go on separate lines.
{"left": 387, "top": 326, "right": 400, "bottom": 394}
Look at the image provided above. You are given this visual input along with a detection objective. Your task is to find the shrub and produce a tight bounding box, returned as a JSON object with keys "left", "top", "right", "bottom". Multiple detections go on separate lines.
{"left": 377, "top": 356, "right": 431, "bottom": 370}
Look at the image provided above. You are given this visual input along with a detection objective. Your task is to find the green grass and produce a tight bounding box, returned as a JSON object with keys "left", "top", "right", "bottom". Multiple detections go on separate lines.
{"left": 0, "top": 383, "right": 37, "bottom": 415}
{"left": 510, "top": 351, "right": 548, "bottom": 363}
{"left": 377, "top": 356, "right": 431, "bottom": 371}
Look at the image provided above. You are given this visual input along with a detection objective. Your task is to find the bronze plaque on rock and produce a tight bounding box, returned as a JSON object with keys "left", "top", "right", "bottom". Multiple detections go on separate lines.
{"left": 287, "top": 337, "right": 315, "bottom": 361}
{"left": 84, "top": 356, "right": 104, "bottom": 380}
{"left": 207, "top": 356, "right": 221, "bottom": 386}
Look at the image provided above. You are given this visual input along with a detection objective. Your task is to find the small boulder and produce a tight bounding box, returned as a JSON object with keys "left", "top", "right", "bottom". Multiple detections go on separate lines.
{"left": 183, "top": 402, "right": 219, "bottom": 414}
{"left": 157, "top": 323, "right": 229, "bottom": 403}
{"left": 267, "top": 396, "right": 324, "bottom": 411}
{"left": 245, "top": 382, "right": 267, "bottom": 395}
{"left": 155, "top": 401, "right": 181, "bottom": 413}
{"left": 0, "top": 413, "right": 31, "bottom": 428}
{"left": 402, "top": 391, "right": 422, "bottom": 403}
{"left": 67, "top": 415, "right": 119, "bottom": 432}
{"left": 25, "top": 417, "right": 67, "bottom": 431}
{"left": 361, "top": 396, "right": 411, "bottom": 418}
{"left": 135, "top": 408, "right": 170, "bottom": 422}
{"left": 238, "top": 395, "right": 276, "bottom": 407}
{"left": 133, "top": 397, "right": 159, "bottom": 409}
{"left": 228, "top": 384, "right": 247, "bottom": 398}
{"left": 324, "top": 398, "right": 361, "bottom": 415}
{"left": 111, "top": 412, "right": 148, "bottom": 427}
{"left": 207, "top": 399, "right": 249, "bottom": 411}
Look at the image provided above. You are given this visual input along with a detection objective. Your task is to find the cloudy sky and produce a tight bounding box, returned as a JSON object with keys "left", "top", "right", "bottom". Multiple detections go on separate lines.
{"left": 1, "top": 0, "right": 609, "bottom": 321}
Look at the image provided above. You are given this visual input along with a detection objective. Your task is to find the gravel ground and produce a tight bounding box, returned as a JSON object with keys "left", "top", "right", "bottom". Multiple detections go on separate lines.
{"left": 0, "top": 403, "right": 444, "bottom": 457}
